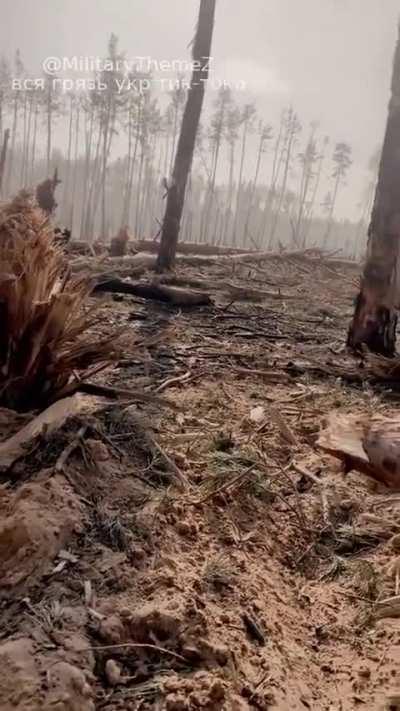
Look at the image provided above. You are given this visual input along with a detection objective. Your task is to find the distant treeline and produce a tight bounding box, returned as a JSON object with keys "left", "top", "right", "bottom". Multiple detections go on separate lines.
{"left": 0, "top": 36, "right": 378, "bottom": 257}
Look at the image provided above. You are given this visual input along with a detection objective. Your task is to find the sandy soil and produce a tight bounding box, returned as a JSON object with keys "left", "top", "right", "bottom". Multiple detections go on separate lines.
{"left": 0, "top": 254, "right": 399, "bottom": 711}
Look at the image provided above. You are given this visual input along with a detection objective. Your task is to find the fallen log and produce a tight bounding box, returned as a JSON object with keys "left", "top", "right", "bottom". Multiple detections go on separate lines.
{"left": 93, "top": 277, "right": 212, "bottom": 306}
{"left": 70, "top": 248, "right": 361, "bottom": 277}
{"left": 133, "top": 239, "right": 261, "bottom": 257}
{"left": 159, "top": 274, "right": 293, "bottom": 300}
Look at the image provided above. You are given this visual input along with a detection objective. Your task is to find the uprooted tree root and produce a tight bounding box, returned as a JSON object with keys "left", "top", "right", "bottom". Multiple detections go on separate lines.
{"left": 0, "top": 191, "right": 119, "bottom": 411}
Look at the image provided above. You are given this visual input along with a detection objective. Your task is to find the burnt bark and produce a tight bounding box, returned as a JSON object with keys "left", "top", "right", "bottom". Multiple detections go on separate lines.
{"left": 348, "top": 28, "right": 400, "bottom": 355}
{"left": 156, "top": 0, "right": 217, "bottom": 272}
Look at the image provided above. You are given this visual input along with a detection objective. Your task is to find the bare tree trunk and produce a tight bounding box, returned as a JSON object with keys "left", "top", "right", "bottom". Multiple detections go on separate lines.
{"left": 101, "top": 106, "right": 111, "bottom": 239}
{"left": 302, "top": 137, "right": 329, "bottom": 247}
{"left": 201, "top": 131, "right": 222, "bottom": 244}
{"left": 23, "top": 92, "right": 34, "bottom": 187}
{"left": 0, "top": 128, "right": 10, "bottom": 196}
{"left": 323, "top": 172, "right": 340, "bottom": 248}
{"left": 30, "top": 96, "right": 39, "bottom": 185}
{"left": 348, "top": 28, "right": 400, "bottom": 355}
{"left": 5, "top": 95, "right": 19, "bottom": 194}
{"left": 46, "top": 87, "right": 53, "bottom": 174}
{"left": 80, "top": 108, "right": 94, "bottom": 239}
{"left": 84, "top": 124, "right": 102, "bottom": 240}
{"left": 243, "top": 139, "right": 262, "bottom": 246}
{"left": 19, "top": 93, "right": 29, "bottom": 187}
{"left": 222, "top": 141, "right": 236, "bottom": 245}
{"left": 232, "top": 119, "right": 250, "bottom": 246}
{"left": 258, "top": 124, "right": 283, "bottom": 246}
{"left": 135, "top": 139, "right": 146, "bottom": 238}
{"left": 63, "top": 95, "right": 74, "bottom": 219}
{"left": 121, "top": 98, "right": 134, "bottom": 227}
{"left": 269, "top": 112, "right": 299, "bottom": 248}
{"left": 156, "top": 0, "right": 216, "bottom": 272}
{"left": 69, "top": 106, "right": 80, "bottom": 232}
{"left": 126, "top": 100, "right": 142, "bottom": 231}
{"left": 243, "top": 127, "right": 270, "bottom": 246}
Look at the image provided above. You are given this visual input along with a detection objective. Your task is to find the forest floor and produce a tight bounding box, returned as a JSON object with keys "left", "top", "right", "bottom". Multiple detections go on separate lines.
{"left": 0, "top": 253, "right": 399, "bottom": 711}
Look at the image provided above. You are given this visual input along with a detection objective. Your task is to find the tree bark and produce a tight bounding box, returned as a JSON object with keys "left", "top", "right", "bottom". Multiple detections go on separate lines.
{"left": 156, "top": 0, "right": 217, "bottom": 272}
{"left": 348, "top": 28, "right": 400, "bottom": 355}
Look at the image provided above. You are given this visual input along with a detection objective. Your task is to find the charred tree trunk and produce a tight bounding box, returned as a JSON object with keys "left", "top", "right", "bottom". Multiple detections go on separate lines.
{"left": 0, "top": 128, "right": 10, "bottom": 196}
{"left": 156, "top": 0, "right": 217, "bottom": 272}
{"left": 348, "top": 29, "right": 400, "bottom": 355}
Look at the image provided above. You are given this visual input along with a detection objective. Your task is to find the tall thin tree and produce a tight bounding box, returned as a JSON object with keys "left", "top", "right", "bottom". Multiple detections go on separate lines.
{"left": 323, "top": 141, "right": 352, "bottom": 247}
{"left": 269, "top": 108, "right": 301, "bottom": 248}
{"left": 231, "top": 102, "right": 257, "bottom": 246}
{"left": 201, "top": 85, "right": 232, "bottom": 243}
{"left": 0, "top": 128, "right": 10, "bottom": 196}
{"left": 156, "top": 0, "right": 217, "bottom": 272}
{"left": 243, "top": 121, "right": 272, "bottom": 247}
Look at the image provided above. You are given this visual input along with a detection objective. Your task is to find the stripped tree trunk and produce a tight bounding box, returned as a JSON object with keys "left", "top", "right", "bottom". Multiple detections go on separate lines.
{"left": 5, "top": 94, "right": 19, "bottom": 194}
{"left": 69, "top": 106, "right": 80, "bottom": 232}
{"left": 63, "top": 95, "right": 74, "bottom": 220}
{"left": 19, "top": 93, "right": 28, "bottom": 187}
{"left": 30, "top": 95, "right": 39, "bottom": 185}
{"left": 156, "top": 0, "right": 217, "bottom": 272}
{"left": 24, "top": 92, "right": 34, "bottom": 187}
{"left": 348, "top": 28, "right": 400, "bottom": 355}
{"left": 0, "top": 128, "right": 10, "bottom": 196}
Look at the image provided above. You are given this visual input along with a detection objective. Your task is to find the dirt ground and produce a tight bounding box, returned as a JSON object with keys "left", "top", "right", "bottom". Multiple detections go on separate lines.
{"left": 0, "top": 253, "right": 399, "bottom": 711}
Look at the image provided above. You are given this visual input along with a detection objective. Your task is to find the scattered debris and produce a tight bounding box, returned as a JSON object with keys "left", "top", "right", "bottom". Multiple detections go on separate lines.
{"left": 0, "top": 241, "right": 396, "bottom": 710}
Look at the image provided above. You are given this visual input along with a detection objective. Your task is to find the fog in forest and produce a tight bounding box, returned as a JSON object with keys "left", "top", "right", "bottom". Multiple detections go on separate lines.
{"left": 0, "top": 0, "right": 398, "bottom": 256}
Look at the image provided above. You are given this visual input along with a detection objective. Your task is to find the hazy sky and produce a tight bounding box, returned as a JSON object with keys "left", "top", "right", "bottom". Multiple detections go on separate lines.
{"left": 1, "top": 0, "right": 399, "bottom": 218}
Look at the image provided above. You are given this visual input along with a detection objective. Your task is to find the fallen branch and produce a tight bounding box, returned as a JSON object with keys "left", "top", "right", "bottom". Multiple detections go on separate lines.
{"left": 154, "top": 371, "right": 191, "bottom": 393}
{"left": 77, "top": 382, "right": 179, "bottom": 409}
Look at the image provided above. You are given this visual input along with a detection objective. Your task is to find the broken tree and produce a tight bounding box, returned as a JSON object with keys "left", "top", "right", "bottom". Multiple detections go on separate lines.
{"left": 348, "top": 26, "right": 400, "bottom": 355}
{"left": 0, "top": 191, "right": 118, "bottom": 411}
{"left": 156, "top": 0, "right": 217, "bottom": 272}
